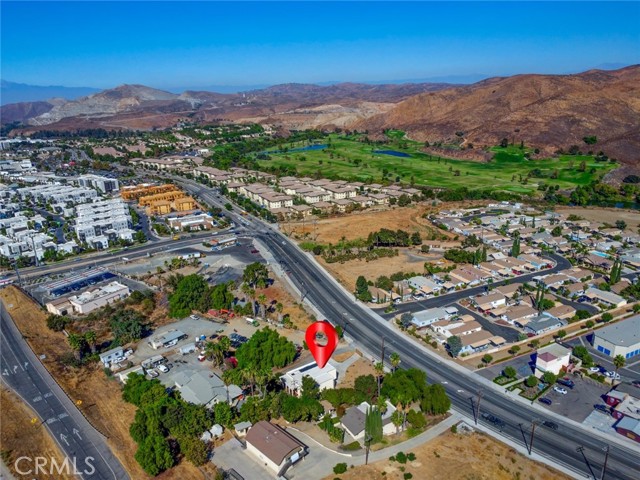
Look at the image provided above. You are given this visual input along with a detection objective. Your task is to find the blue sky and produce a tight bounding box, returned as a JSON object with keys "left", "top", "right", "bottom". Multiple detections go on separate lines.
{"left": 2, "top": 1, "right": 639, "bottom": 89}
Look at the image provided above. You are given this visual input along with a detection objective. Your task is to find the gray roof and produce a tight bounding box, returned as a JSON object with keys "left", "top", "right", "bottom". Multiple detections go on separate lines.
{"left": 176, "top": 371, "right": 242, "bottom": 406}
{"left": 411, "top": 307, "right": 449, "bottom": 327}
{"left": 340, "top": 405, "right": 366, "bottom": 436}
{"left": 615, "top": 416, "right": 640, "bottom": 435}
{"left": 595, "top": 315, "right": 640, "bottom": 347}
{"left": 99, "top": 346, "right": 123, "bottom": 360}
{"left": 525, "top": 314, "right": 564, "bottom": 333}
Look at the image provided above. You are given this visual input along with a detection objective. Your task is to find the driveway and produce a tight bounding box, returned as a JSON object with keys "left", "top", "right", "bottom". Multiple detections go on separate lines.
{"left": 477, "top": 353, "right": 535, "bottom": 381}
{"left": 211, "top": 437, "right": 271, "bottom": 479}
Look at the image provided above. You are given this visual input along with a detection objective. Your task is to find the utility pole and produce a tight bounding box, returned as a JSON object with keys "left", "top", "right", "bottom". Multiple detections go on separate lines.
{"left": 474, "top": 389, "right": 483, "bottom": 425}
{"left": 600, "top": 445, "right": 610, "bottom": 480}
{"left": 528, "top": 419, "right": 539, "bottom": 455}
{"left": 365, "top": 433, "right": 373, "bottom": 465}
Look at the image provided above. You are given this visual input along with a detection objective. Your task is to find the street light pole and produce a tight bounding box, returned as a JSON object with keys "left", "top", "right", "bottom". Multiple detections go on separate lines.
{"left": 600, "top": 445, "right": 610, "bottom": 480}
{"left": 528, "top": 420, "right": 539, "bottom": 455}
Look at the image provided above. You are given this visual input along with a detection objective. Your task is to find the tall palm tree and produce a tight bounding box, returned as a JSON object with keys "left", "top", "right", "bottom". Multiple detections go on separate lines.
{"left": 257, "top": 294, "right": 268, "bottom": 319}
{"left": 84, "top": 330, "right": 97, "bottom": 354}
{"left": 67, "top": 333, "right": 85, "bottom": 361}
{"left": 613, "top": 355, "right": 625, "bottom": 373}
{"left": 242, "top": 284, "right": 256, "bottom": 316}
{"left": 374, "top": 362, "right": 384, "bottom": 398}
{"left": 218, "top": 335, "right": 231, "bottom": 354}
{"left": 205, "top": 342, "right": 224, "bottom": 366}
{"left": 390, "top": 352, "right": 401, "bottom": 372}
{"left": 275, "top": 302, "right": 284, "bottom": 322}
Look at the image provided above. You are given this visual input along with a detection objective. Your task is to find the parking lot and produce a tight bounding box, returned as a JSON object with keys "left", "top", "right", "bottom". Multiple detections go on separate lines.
{"left": 536, "top": 374, "right": 610, "bottom": 422}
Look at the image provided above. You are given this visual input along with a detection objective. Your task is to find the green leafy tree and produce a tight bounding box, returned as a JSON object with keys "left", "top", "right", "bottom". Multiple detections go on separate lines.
{"left": 84, "top": 330, "right": 97, "bottom": 354}
{"left": 355, "top": 275, "right": 372, "bottom": 302}
{"left": 447, "top": 336, "right": 462, "bottom": 357}
{"left": 542, "top": 371, "right": 557, "bottom": 384}
{"left": 235, "top": 327, "right": 296, "bottom": 370}
{"left": 46, "top": 314, "right": 70, "bottom": 332}
{"left": 365, "top": 406, "right": 383, "bottom": 443}
{"left": 381, "top": 369, "right": 428, "bottom": 407}
{"left": 482, "top": 354, "right": 493, "bottom": 365}
{"left": 214, "top": 402, "right": 234, "bottom": 427}
{"left": 420, "top": 384, "right": 451, "bottom": 415}
{"left": 134, "top": 434, "right": 174, "bottom": 476}
{"left": 179, "top": 436, "right": 208, "bottom": 466}
{"left": 525, "top": 375, "right": 538, "bottom": 388}
{"left": 169, "top": 274, "right": 209, "bottom": 318}
{"left": 243, "top": 262, "right": 270, "bottom": 288}
{"left": 601, "top": 312, "right": 613, "bottom": 323}
{"left": 509, "top": 345, "right": 521, "bottom": 356}
{"left": 110, "top": 309, "right": 145, "bottom": 344}
{"left": 210, "top": 282, "right": 234, "bottom": 310}
{"left": 301, "top": 375, "right": 320, "bottom": 400}
{"left": 354, "top": 374, "right": 377, "bottom": 402}
{"left": 503, "top": 366, "right": 517, "bottom": 379}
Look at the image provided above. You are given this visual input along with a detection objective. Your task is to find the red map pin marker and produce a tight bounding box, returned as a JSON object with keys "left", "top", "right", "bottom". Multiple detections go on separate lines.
{"left": 305, "top": 321, "right": 339, "bottom": 369}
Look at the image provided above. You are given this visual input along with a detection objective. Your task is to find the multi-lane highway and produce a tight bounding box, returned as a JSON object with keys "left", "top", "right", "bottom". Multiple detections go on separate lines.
{"left": 0, "top": 302, "right": 129, "bottom": 479}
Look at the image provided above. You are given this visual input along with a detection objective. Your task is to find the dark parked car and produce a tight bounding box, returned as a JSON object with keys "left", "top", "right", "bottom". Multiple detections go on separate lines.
{"left": 557, "top": 378, "right": 575, "bottom": 389}
{"left": 538, "top": 397, "right": 553, "bottom": 405}
{"left": 632, "top": 380, "right": 640, "bottom": 388}
{"left": 542, "top": 420, "right": 558, "bottom": 431}
{"left": 594, "top": 404, "right": 610, "bottom": 414}
{"left": 481, "top": 412, "right": 506, "bottom": 430}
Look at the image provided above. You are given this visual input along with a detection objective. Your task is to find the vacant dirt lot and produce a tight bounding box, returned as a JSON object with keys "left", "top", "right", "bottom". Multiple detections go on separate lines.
{"left": 0, "top": 387, "right": 74, "bottom": 480}
{"left": 323, "top": 430, "right": 570, "bottom": 480}
{"left": 319, "top": 248, "right": 441, "bottom": 291}
{"left": 287, "top": 205, "right": 452, "bottom": 243}
{"left": 556, "top": 206, "right": 640, "bottom": 230}
{"left": 0, "top": 286, "right": 219, "bottom": 480}
{"left": 339, "top": 357, "right": 378, "bottom": 388}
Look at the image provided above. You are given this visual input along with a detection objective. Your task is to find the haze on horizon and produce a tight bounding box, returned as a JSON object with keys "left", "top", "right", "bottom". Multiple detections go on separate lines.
{"left": 1, "top": 1, "right": 639, "bottom": 90}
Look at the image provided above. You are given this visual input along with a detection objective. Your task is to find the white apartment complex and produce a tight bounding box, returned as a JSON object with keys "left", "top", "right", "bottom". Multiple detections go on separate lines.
{"left": 77, "top": 174, "right": 120, "bottom": 194}
{"left": 74, "top": 198, "right": 134, "bottom": 248}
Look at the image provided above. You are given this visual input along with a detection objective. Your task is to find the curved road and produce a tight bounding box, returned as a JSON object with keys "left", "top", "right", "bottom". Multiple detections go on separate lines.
{"left": 0, "top": 302, "right": 129, "bottom": 479}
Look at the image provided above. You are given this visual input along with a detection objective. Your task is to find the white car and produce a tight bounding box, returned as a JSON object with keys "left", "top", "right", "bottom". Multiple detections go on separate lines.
{"left": 589, "top": 366, "right": 600, "bottom": 373}
{"left": 605, "top": 371, "right": 621, "bottom": 380}
{"left": 166, "top": 339, "right": 178, "bottom": 347}
{"left": 157, "top": 364, "right": 169, "bottom": 373}
{"left": 147, "top": 369, "right": 159, "bottom": 378}
{"left": 190, "top": 314, "right": 199, "bottom": 320}
{"left": 124, "top": 349, "right": 134, "bottom": 357}
{"left": 554, "top": 386, "right": 568, "bottom": 395}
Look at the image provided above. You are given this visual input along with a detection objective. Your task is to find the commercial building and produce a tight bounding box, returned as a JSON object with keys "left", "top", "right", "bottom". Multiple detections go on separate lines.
{"left": 281, "top": 361, "right": 337, "bottom": 397}
{"left": 121, "top": 184, "right": 177, "bottom": 201}
{"left": 245, "top": 421, "right": 307, "bottom": 476}
{"left": 67, "top": 281, "right": 130, "bottom": 314}
{"left": 593, "top": 315, "right": 640, "bottom": 359}
{"left": 77, "top": 174, "right": 119, "bottom": 193}
{"left": 167, "top": 212, "right": 216, "bottom": 231}
{"left": 614, "top": 417, "right": 640, "bottom": 444}
{"left": 535, "top": 343, "right": 571, "bottom": 376}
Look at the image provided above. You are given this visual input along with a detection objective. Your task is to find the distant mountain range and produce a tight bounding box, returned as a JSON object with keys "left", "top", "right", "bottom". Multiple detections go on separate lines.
{"left": 0, "top": 80, "right": 100, "bottom": 106}
{"left": 2, "top": 66, "right": 638, "bottom": 167}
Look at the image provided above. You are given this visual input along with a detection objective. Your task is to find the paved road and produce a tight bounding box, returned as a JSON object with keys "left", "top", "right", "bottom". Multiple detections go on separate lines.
{"left": 374, "top": 252, "right": 573, "bottom": 319}
{"left": 0, "top": 302, "right": 129, "bottom": 480}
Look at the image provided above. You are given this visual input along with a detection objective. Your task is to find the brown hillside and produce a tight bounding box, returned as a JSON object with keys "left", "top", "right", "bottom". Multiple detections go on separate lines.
{"left": 355, "top": 66, "right": 640, "bottom": 166}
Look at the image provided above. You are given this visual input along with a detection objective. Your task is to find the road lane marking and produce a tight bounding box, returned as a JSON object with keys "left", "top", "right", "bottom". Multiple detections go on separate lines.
{"left": 73, "top": 428, "right": 83, "bottom": 440}
{"left": 33, "top": 395, "right": 42, "bottom": 402}
{"left": 60, "top": 433, "right": 69, "bottom": 446}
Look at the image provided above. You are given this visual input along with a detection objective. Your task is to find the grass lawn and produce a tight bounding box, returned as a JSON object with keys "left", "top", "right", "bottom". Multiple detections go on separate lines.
{"left": 257, "top": 134, "right": 617, "bottom": 195}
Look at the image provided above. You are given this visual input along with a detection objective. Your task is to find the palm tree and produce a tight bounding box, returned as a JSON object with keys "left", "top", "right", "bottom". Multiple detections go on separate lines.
{"left": 205, "top": 342, "right": 224, "bottom": 366}
{"left": 84, "top": 330, "right": 97, "bottom": 354}
{"left": 613, "top": 355, "right": 625, "bottom": 373}
{"left": 67, "top": 333, "right": 85, "bottom": 361}
{"left": 242, "top": 284, "right": 256, "bottom": 316}
{"left": 218, "top": 335, "right": 231, "bottom": 354}
{"left": 257, "top": 294, "right": 268, "bottom": 319}
{"left": 243, "top": 365, "right": 258, "bottom": 396}
{"left": 390, "top": 352, "right": 401, "bottom": 372}
{"left": 254, "top": 368, "right": 273, "bottom": 399}
{"left": 275, "top": 302, "right": 284, "bottom": 322}
{"left": 374, "top": 362, "right": 384, "bottom": 398}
